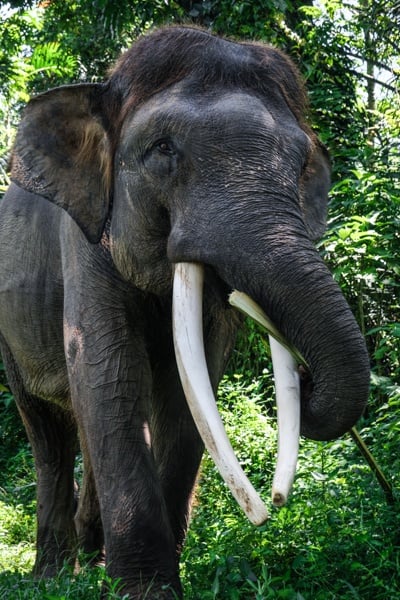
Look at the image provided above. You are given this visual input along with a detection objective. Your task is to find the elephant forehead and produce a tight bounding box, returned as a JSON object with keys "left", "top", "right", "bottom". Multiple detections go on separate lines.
{"left": 122, "top": 87, "right": 279, "bottom": 138}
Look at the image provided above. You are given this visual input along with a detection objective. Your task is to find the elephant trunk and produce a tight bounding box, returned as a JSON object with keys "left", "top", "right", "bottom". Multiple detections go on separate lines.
{"left": 216, "top": 229, "right": 370, "bottom": 442}
{"left": 170, "top": 216, "right": 370, "bottom": 443}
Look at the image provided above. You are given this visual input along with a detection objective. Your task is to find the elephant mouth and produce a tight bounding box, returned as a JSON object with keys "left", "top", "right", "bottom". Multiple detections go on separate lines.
{"left": 172, "top": 261, "right": 306, "bottom": 525}
{"left": 299, "top": 365, "right": 314, "bottom": 402}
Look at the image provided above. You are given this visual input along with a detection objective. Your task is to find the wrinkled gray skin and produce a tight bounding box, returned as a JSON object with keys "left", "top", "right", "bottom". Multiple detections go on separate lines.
{"left": 0, "top": 27, "right": 369, "bottom": 599}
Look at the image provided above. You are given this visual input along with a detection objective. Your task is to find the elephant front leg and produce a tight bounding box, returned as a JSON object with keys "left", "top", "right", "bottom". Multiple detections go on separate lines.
{"left": 151, "top": 372, "right": 204, "bottom": 560}
{"left": 64, "top": 317, "right": 182, "bottom": 599}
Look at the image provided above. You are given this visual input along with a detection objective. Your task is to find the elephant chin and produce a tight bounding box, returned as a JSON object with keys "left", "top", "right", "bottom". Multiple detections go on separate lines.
{"left": 172, "top": 261, "right": 301, "bottom": 523}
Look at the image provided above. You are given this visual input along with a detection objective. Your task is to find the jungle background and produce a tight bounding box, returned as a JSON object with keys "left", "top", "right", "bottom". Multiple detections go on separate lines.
{"left": 0, "top": 0, "right": 399, "bottom": 598}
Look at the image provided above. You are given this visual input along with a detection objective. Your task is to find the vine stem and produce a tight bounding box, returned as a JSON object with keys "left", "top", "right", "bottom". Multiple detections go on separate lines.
{"left": 349, "top": 427, "right": 394, "bottom": 505}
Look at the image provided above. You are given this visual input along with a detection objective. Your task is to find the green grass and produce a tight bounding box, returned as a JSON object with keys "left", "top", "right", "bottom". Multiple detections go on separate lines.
{"left": 0, "top": 375, "right": 399, "bottom": 599}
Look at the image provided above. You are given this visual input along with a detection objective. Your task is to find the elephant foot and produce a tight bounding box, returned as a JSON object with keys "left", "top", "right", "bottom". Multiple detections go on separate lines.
{"left": 100, "top": 576, "right": 183, "bottom": 600}
{"left": 33, "top": 548, "right": 76, "bottom": 579}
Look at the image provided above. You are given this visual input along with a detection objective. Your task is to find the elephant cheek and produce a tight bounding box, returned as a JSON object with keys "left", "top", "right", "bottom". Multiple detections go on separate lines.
{"left": 109, "top": 230, "right": 172, "bottom": 294}
{"left": 110, "top": 178, "right": 173, "bottom": 294}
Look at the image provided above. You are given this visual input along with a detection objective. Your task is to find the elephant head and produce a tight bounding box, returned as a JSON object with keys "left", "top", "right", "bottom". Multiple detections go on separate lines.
{"left": 10, "top": 26, "right": 370, "bottom": 522}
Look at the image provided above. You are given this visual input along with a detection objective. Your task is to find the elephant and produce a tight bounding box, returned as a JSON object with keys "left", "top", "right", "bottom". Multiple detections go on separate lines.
{"left": 0, "top": 26, "right": 370, "bottom": 599}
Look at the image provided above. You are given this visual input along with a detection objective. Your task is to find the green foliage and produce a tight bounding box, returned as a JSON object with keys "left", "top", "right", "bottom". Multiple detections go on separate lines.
{"left": 227, "top": 320, "right": 275, "bottom": 411}
{"left": 0, "top": 366, "right": 34, "bottom": 507}
{"left": 18, "top": 0, "right": 184, "bottom": 85}
{"left": 28, "top": 41, "right": 77, "bottom": 91}
{"left": 0, "top": 501, "right": 35, "bottom": 547}
{"left": 0, "top": 564, "right": 127, "bottom": 599}
{"left": 0, "top": 497, "right": 35, "bottom": 576}
{"left": 0, "top": 7, "right": 77, "bottom": 101}
{"left": 321, "top": 165, "right": 399, "bottom": 407}
{"left": 184, "top": 0, "right": 292, "bottom": 39}
{"left": 0, "top": 6, "right": 78, "bottom": 194}
{"left": 181, "top": 378, "right": 400, "bottom": 599}
{"left": 0, "top": 9, "right": 41, "bottom": 102}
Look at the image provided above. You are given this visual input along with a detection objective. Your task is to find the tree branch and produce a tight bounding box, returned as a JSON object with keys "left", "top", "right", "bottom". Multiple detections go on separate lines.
{"left": 346, "top": 50, "right": 398, "bottom": 77}
{"left": 349, "top": 69, "right": 398, "bottom": 93}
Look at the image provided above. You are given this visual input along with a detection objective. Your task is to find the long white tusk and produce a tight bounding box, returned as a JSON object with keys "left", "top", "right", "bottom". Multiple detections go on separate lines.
{"left": 269, "top": 336, "right": 300, "bottom": 507}
{"left": 228, "top": 291, "right": 301, "bottom": 507}
{"left": 172, "top": 262, "right": 268, "bottom": 526}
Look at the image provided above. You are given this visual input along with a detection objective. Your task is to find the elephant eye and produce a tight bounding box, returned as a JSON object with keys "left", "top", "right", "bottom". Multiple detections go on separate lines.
{"left": 154, "top": 139, "right": 176, "bottom": 156}
{"left": 143, "top": 138, "right": 179, "bottom": 176}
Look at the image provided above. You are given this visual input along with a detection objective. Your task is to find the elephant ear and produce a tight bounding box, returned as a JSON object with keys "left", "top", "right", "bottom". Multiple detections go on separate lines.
{"left": 10, "top": 84, "right": 111, "bottom": 243}
{"left": 299, "top": 141, "right": 331, "bottom": 241}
